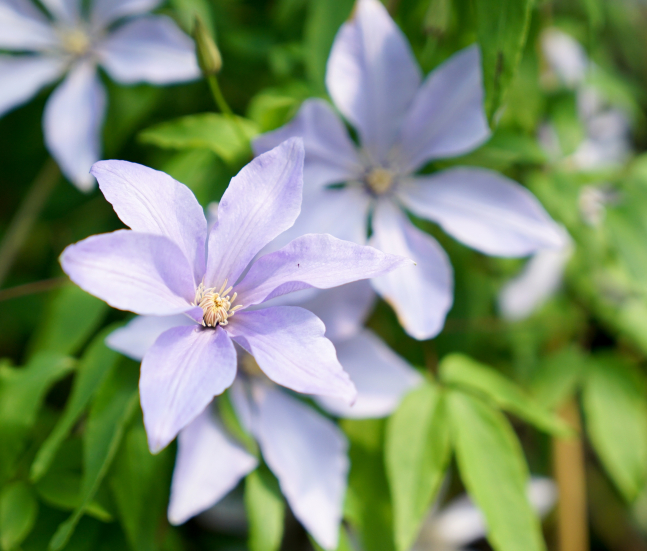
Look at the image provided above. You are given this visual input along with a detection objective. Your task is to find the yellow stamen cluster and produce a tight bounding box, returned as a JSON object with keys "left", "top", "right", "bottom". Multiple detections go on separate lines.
{"left": 193, "top": 279, "right": 243, "bottom": 327}
{"left": 60, "top": 28, "right": 91, "bottom": 56}
{"left": 365, "top": 167, "right": 395, "bottom": 195}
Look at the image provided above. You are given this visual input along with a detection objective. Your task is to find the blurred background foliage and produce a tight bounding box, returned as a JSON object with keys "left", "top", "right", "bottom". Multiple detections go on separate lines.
{"left": 4, "top": 0, "right": 647, "bottom": 550}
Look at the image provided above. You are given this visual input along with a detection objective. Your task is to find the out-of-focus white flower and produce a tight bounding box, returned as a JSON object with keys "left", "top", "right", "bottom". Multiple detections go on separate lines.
{"left": 413, "top": 477, "right": 557, "bottom": 551}
{"left": 541, "top": 28, "right": 589, "bottom": 89}
{"left": 578, "top": 184, "right": 619, "bottom": 227}
{"left": 0, "top": 0, "right": 200, "bottom": 190}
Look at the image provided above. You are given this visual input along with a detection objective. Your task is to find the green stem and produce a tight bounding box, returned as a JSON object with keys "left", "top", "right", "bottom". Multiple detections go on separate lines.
{"left": 206, "top": 74, "right": 251, "bottom": 154}
{"left": 0, "top": 159, "right": 60, "bottom": 288}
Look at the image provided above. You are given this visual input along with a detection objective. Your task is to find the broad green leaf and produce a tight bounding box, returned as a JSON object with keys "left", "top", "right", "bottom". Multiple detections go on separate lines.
{"left": 49, "top": 362, "right": 139, "bottom": 551}
{"left": 583, "top": 356, "right": 647, "bottom": 501}
{"left": 0, "top": 481, "right": 38, "bottom": 550}
{"left": 384, "top": 383, "right": 451, "bottom": 551}
{"left": 448, "top": 390, "right": 546, "bottom": 551}
{"left": 31, "top": 326, "right": 121, "bottom": 482}
{"left": 475, "top": 0, "right": 534, "bottom": 120}
{"left": 139, "top": 113, "right": 259, "bottom": 164}
{"left": 245, "top": 466, "right": 284, "bottom": 551}
{"left": 110, "top": 421, "right": 173, "bottom": 551}
{"left": 304, "top": 0, "right": 354, "bottom": 92}
{"left": 439, "top": 353, "right": 572, "bottom": 437}
{"left": 159, "top": 149, "right": 223, "bottom": 206}
{"left": 342, "top": 419, "right": 395, "bottom": 551}
{"left": 0, "top": 353, "right": 74, "bottom": 483}
{"left": 28, "top": 285, "right": 107, "bottom": 358}
{"left": 531, "top": 347, "right": 586, "bottom": 410}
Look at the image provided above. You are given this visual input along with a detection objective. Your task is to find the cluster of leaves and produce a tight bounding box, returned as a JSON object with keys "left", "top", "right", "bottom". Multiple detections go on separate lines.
{"left": 3, "top": 0, "right": 647, "bottom": 550}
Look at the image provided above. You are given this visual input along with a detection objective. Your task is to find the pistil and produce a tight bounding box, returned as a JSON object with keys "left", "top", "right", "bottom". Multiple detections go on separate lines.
{"left": 365, "top": 167, "right": 395, "bottom": 195}
{"left": 193, "top": 279, "right": 243, "bottom": 327}
{"left": 59, "top": 28, "right": 91, "bottom": 56}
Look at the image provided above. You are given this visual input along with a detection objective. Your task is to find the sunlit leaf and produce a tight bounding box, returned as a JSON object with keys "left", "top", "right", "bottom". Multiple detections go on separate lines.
{"left": 0, "top": 481, "right": 38, "bottom": 551}
{"left": 245, "top": 465, "right": 285, "bottom": 551}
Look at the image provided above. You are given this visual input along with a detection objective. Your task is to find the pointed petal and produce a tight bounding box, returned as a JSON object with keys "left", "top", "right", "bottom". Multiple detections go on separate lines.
{"left": 398, "top": 169, "right": 564, "bottom": 257}
{"left": 235, "top": 233, "right": 412, "bottom": 307}
{"left": 60, "top": 230, "right": 196, "bottom": 316}
{"left": 91, "top": 160, "right": 207, "bottom": 285}
{"left": 298, "top": 280, "right": 376, "bottom": 342}
{"left": 252, "top": 385, "right": 348, "bottom": 550}
{"left": 370, "top": 201, "right": 453, "bottom": 340}
{"left": 0, "top": 55, "right": 65, "bottom": 117}
{"left": 140, "top": 325, "right": 237, "bottom": 453}
{"left": 91, "top": 0, "right": 162, "bottom": 28}
{"left": 263, "top": 186, "right": 371, "bottom": 254}
{"left": 205, "top": 138, "right": 305, "bottom": 288}
{"left": 528, "top": 477, "right": 557, "bottom": 518}
{"left": 315, "top": 329, "right": 422, "bottom": 418}
{"left": 227, "top": 306, "right": 356, "bottom": 403}
{"left": 0, "top": 0, "right": 59, "bottom": 50}
{"left": 326, "top": 0, "right": 421, "bottom": 163}
{"left": 44, "top": 61, "right": 106, "bottom": 191}
{"left": 253, "top": 99, "right": 363, "bottom": 189}
{"left": 97, "top": 15, "right": 199, "bottom": 84}
{"left": 430, "top": 494, "right": 486, "bottom": 547}
{"left": 40, "top": 0, "right": 81, "bottom": 23}
{"left": 168, "top": 406, "right": 258, "bottom": 525}
{"left": 396, "top": 45, "right": 490, "bottom": 173}
{"left": 498, "top": 230, "right": 573, "bottom": 321}
{"left": 106, "top": 314, "right": 196, "bottom": 360}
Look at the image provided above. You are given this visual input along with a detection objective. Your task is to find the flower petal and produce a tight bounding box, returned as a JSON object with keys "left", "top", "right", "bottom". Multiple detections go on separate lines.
{"left": 0, "top": 0, "right": 59, "bottom": 50}
{"left": 60, "top": 230, "right": 196, "bottom": 316}
{"left": 398, "top": 168, "right": 564, "bottom": 256}
{"left": 43, "top": 61, "right": 106, "bottom": 191}
{"left": 168, "top": 406, "right": 258, "bottom": 525}
{"left": 253, "top": 99, "right": 363, "bottom": 189}
{"left": 252, "top": 384, "right": 348, "bottom": 550}
{"left": 91, "top": 0, "right": 162, "bottom": 28}
{"left": 298, "top": 280, "right": 376, "bottom": 342}
{"left": 315, "top": 329, "right": 422, "bottom": 418}
{"left": 91, "top": 160, "right": 207, "bottom": 285}
{"left": 226, "top": 306, "right": 356, "bottom": 403}
{"left": 140, "top": 325, "right": 237, "bottom": 453}
{"left": 106, "top": 314, "right": 196, "bottom": 360}
{"left": 326, "top": 0, "right": 421, "bottom": 164}
{"left": 40, "top": 0, "right": 80, "bottom": 23}
{"left": 205, "top": 138, "right": 305, "bottom": 288}
{"left": 0, "top": 55, "right": 65, "bottom": 117}
{"left": 370, "top": 201, "right": 453, "bottom": 340}
{"left": 235, "top": 233, "right": 411, "bottom": 308}
{"left": 498, "top": 229, "right": 573, "bottom": 321}
{"left": 541, "top": 28, "right": 588, "bottom": 88}
{"left": 396, "top": 45, "right": 490, "bottom": 173}
{"left": 97, "top": 15, "right": 199, "bottom": 84}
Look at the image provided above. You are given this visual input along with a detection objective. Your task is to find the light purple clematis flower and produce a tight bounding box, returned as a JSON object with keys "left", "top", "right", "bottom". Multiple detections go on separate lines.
{"left": 60, "top": 138, "right": 411, "bottom": 454}
{"left": 107, "top": 280, "right": 422, "bottom": 550}
{"left": 0, "top": 0, "right": 199, "bottom": 190}
{"left": 254, "top": 0, "right": 564, "bottom": 341}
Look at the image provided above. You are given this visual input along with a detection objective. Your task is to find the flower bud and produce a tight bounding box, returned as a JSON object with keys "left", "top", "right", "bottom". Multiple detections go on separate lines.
{"left": 193, "top": 16, "right": 222, "bottom": 76}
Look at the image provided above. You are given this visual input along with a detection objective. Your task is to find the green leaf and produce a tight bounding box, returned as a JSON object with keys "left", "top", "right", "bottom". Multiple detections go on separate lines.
{"left": 583, "top": 356, "right": 647, "bottom": 501}
{"left": 0, "top": 353, "right": 75, "bottom": 483}
{"left": 531, "top": 347, "right": 586, "bottom": 410}
{"left": 304, "top": 0, "right": 354, "bottom": 92}
{"left": 308, "top": 524, "right": 354, "bottom": 551}
{"left": 29, "top": 285, "right": 107, "bottom": 358}
{"left": 110, "top": 421, "right": 173, "bottom": 551}
{"left": 245, "top": 466, "right": 285, "bottom": 551}
{"left": 448, "top": 390, "right": 546, "bottom": 551}
{"left": 31, "top": 326, "right": 121, "bottom": 482}
{"left": 0, "top": 481, "right": 38, "bottom": 551}
{"left": 219, "top": 391, "right": 258, "bottom": 456}
{"left": 384, "top": 383, "right": 451, "bottom": 551}
{"left": 474, "top": 0, "right": 534, "bottom": 120}
{"left": 439, "top": 353, "right": 572, "bottom": 437}
{"left": 139, "top": 113, "right": 259, "bottom": 164}
{"left": 49, "top": 362, "right": 139, "bottom": 551}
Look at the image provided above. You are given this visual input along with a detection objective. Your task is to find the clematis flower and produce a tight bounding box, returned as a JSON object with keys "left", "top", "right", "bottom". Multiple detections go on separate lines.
{"left": 412, "top": 477, "right": 557, "bottom": 551}
{"left": 107, "top": 280, "right": 422, "bottom": 550}
{"left": 0, "top": 0, "right": 199, "bottom": 190}
{"left": 253, "top": 0, "right": 563, "bottom": 340}
{"left": 60, "top": 138, "right": 411, "bottom": 454}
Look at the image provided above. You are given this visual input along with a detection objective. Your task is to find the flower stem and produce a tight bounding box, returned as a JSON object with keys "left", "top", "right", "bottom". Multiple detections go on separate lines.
{"left": 0, "top": 159, "right": 60, "bottom": 288}
{"left": 0, "top": 277, "right": 67, "bottom": 302}
{"left": 553, "top": 399, "right": 589, "bottom": 551}
{"left": 206, "top": 74, "right": 251, "bottom": 155}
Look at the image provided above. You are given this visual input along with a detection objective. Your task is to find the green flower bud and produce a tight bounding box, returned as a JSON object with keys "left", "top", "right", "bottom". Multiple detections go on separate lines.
{"left": 193, "top": 16, "right": 222, "bottom": 76}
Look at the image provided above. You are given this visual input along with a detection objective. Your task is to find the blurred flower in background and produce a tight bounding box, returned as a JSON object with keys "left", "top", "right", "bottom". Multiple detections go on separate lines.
{"left": 0, "top": 0, "right": 199, "bottom": 189}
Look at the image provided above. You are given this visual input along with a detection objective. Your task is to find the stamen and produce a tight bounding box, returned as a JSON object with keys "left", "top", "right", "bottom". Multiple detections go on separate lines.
{"left": 59, "top": 28, "right": 91, "bottom": 56}
{"left": 192, "top": 279, "right": 243, "bottom": 327}
{"left": 365, "top": 167, "right": 395, "bottom": 195}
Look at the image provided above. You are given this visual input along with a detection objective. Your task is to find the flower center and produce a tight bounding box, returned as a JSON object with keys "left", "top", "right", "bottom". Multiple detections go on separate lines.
{"left": 193, "top": 279, "right": 243, "bottom": 327}
{"left": 365, "top": 167, "right": 395, "bottom": 195}
{"left": 59, "top": 28, "right": 91, "bottom": 56}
